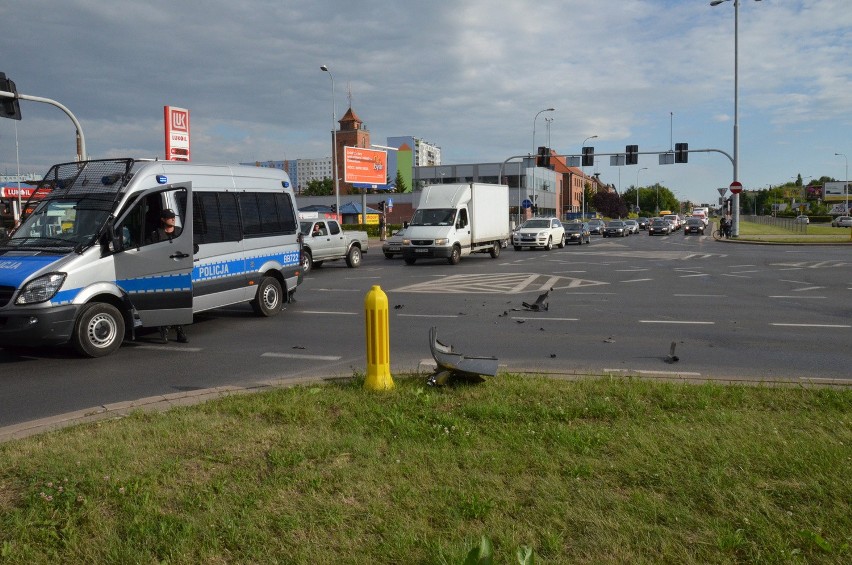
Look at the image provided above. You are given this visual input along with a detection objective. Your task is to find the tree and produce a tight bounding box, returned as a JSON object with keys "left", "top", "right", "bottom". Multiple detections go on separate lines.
{"left": 394, "top": 170, "right": 408, "bottom": 193}
{"left": 592, "top": 191, "right": 628, "bottom": 218}
{"left": 302, "top": 178, "right": 333, "bottom": 196}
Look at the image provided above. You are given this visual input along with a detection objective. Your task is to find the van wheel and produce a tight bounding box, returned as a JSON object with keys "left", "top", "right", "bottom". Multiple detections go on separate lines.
{"left": 489, "top": 242, "right": 501, "bottom": 258}
{"left": 251, "top": 276, "right": 283, "bottom": 317}
{"left": 300, "top": 250, "right": 313, "bottom": 273}
{"left": 346, "top": 246, "right": 362, "bottom": 268}
{"left": 71, "top": 303, "right": 125, "bottom": 358}
{"left": 448, "top": 245, "right": 461, "bottom": 265}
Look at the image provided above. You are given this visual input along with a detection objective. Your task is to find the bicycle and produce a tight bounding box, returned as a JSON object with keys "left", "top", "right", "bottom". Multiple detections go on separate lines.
{"left": 712, "top": 228, "right": 724, "bottom": 240}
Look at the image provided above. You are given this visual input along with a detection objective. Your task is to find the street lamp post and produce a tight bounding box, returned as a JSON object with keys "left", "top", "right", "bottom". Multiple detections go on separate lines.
{"left": 836, "top": 152, "right": 849, "bottom": 214}
{"left": 531, "top": 108, "right": 554, "bottom": 217}
{"left": 710, "top": 0, "right": 762, "bottom": 237}
{"left": 636, "top": 167, "right": 648, "bottom": 213}
{"left": 580, "top": 135, "right": 598, "bottom": 219}
{"left": 320, "top": 65, "right": 340, "bottom": 221}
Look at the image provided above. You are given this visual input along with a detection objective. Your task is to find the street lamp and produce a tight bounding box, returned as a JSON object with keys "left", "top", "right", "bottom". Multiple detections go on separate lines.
{"left": 531, "top": 108, "right": 554, "bottom": 217}
{"left": 320, "top": 65, "right": 340, "bottom": 221}
{"left": 836, "top": 152, "right": 849, "bottom": 213}
{"left": 636, "top": 167, "right": 648, "bottom": 213}
{"left": 580, "top": 135, "right": 598, "bottom": 219}
{"left": 710, "top": 0, "right": 762, "bottom": 237}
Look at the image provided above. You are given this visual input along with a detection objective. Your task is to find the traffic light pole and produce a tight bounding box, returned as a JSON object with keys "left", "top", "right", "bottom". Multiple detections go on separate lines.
{"left": 499, "top": 148, "right": 734, "bottom": 215}
{"left": 0, "top": 90, "right": 87, "bottom": 161}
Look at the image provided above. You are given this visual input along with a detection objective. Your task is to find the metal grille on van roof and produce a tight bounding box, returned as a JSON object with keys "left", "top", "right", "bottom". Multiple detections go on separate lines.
{"left": 21, "top": 159, "right": 135, "bottom": 217}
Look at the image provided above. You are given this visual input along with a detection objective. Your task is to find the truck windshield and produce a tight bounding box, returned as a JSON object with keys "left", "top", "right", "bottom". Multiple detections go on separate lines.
{"left": 3, "top": 197, "right": 111, "bottom": 250}
{"left": 410, "top": 208, "right": 456, "bottom": 226}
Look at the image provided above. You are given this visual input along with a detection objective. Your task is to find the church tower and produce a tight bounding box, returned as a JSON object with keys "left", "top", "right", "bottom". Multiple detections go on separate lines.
{"left": 334, "top": 106, "right": 371, "bottom": 194}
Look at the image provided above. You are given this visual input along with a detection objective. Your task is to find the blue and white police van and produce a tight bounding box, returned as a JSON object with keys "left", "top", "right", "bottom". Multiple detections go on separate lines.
{"left": 0, "top": 158, "right": 302, "bottom": 357}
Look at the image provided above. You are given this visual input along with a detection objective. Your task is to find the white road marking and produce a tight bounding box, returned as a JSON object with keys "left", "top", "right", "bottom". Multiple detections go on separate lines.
{"left": 511, "top": 316, "right": 579, "bottom": 321}
{"left": 622, "top": 278, "right": 654, "bottom": 283}
{"left": 298, "top": 310, "right": 359, "bottom": 315}
{"left": 397, "top": 313, "right": 458, "bottom": 318}
{"left": 604, "top": 368, "right": 702, "bottom": 376}
{"left": 639, "top": 320, "right": 715, "bottom": 324}
{"left": 674, "top": 294, "right": 727, "bottom": 297}
{"left": 262, "top": 353, "right": 342, "bottom": 361}
{"left": 770, "top": 323, "right": 850, "bottom": 328}
{"left": 792, "top": 286, "right": 824, "bottom": 292}
{"left": 313, "top": 288, "right": 361, "bottom": 292}
{"left": 768, "top": 296, "right": 826, "bottom": 299}
{"left": 135, "top": 345, "right": 203, "bottom": 352}
{"left": 680, "top": 273, "right": 710, "bottom": 278}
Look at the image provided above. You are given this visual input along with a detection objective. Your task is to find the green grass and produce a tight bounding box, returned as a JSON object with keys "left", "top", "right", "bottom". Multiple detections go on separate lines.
{"left": 734, "top": 219, "right": 852, "bottom": 243}
{"left": 1, "top": 375, "right": 850, "bottom": 564}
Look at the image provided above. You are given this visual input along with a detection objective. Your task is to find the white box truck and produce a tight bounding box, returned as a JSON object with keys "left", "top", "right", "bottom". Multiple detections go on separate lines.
{"left": 401, "top": 183, "right": 510, "bottom": 265}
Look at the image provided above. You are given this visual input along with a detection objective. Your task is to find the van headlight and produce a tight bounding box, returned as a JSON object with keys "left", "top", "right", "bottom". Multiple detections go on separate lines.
{"left": 434, "top": 238, "right": 449, "bottom": 246}
{"left": 16, "top": 272, "right": 67, "bottom": 305}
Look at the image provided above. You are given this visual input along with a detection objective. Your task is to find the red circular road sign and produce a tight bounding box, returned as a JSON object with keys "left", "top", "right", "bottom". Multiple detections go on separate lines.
{"left": 730, "top": 181, "right": 743, "bottom": 194}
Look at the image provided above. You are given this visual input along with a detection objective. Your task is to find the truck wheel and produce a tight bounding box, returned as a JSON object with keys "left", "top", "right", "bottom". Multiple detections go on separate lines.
{"left": 545, "top": 237, "right": 553, "bottom": 251}
{"left": 345, "top": 246, "right": 362, "bottom": 268}
{"left": 404, "top": 257, "right": 416, "bottom": 265}
{"left": 557, "top": 234, "right": 565, "bottom": 248}
{"left": 300, "top": 250, "right": 313, "bottom": 273}
{"left": 489, "top": 242, "right": 501, "bottom": 258}
{"left": 251, "top": 276, "right": 283, "bottom": 317}
{"left": 71, "top": 302, "right": 125, "bottom": 358}
{"left": 447, "top": 245, "right": 461, "bottom": 265}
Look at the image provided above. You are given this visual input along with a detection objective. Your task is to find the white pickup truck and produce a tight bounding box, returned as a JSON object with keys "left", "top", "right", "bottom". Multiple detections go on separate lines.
{"left": 298, "top": 217, "right": 369, "bottom": 272}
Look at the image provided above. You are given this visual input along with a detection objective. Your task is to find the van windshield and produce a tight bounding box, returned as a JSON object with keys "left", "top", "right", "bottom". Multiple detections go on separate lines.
{"left": 3, "top": 197, "right": 111, "bottom": 250}
{"left": 410, "top": 208, "right": 456, "bottom": 226}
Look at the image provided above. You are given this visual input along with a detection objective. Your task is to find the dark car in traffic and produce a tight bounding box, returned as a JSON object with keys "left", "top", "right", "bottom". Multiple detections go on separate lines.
{"left": 683, "top": 217, "right": 706, "bottom": 235}
{"left": 603, "top": 220, "right": 629, "bottom": 238}
{"left": 648, "top": 218, "right": 672, "bottom": 236}
{"left": 564, "top": 222, "right": 591, "bottom": 245}
{"left": 637, "top": 217, "right": 650, "bottom": 230}
{"left": 587, "top": 218, "right": 605, "bottom": 235}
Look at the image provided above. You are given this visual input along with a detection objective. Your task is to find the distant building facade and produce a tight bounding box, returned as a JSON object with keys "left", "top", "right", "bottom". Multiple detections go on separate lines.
{"left": 241, "top": 158, "right": 331, "bottom": 194}
{"left": 386, "top": 136, "right": 441, "bottom": 193}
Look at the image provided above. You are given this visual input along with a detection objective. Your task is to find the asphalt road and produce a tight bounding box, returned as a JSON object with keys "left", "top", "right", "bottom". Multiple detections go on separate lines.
{"left": 2, "top": 230, "right": 850, "bottom": 430}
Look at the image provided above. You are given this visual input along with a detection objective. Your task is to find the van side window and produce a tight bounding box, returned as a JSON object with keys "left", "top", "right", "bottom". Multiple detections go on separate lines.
{"left": 240, "top": 192, "right": 297, "bottom": 238}
{"left": 117, "top": 189, "right": 185, "bottom": 249}
{"left": 457, "top": 209, "right": 468, "bottom": 229}
{"left": 193, "top": 192, "right": 240, "bottom": 244}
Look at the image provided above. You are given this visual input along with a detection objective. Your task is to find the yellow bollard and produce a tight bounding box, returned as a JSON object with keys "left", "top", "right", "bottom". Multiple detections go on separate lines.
{"left": 364, "top": 285, "right": 394, "bottom": 390}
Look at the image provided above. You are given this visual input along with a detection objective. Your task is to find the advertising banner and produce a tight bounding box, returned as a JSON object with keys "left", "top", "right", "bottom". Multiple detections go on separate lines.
{"left": 0, "top": 185, "right": 36, "bottom": 199}
{"left": 164, "top": 106, "right": 190, "bottom": 161}
{"left": 344, "top": 147, "right": 387, "bottom": 184}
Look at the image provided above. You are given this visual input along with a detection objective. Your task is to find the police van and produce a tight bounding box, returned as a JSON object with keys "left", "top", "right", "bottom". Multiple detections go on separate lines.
{"left": 0, "top": 158, "right": 302, "bottom": 357}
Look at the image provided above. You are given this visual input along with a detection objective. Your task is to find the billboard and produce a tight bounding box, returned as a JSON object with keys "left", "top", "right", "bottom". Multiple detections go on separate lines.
{"left": 164, "top": 106, "right": 190, "bottom": 161}
{"left": 344, "top": 147, "right": 387, "bottom": 184}
{"left": 823, "top": 181, "right": 850, "bottom": 201}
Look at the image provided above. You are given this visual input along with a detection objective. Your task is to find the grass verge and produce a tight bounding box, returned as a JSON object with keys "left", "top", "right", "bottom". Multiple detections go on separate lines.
{"left": 1, "top": 375, "right": 850, "bottom": 564}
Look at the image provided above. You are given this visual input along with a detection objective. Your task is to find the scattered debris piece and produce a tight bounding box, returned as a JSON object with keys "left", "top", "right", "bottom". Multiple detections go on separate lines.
{"left": 394, "top": 304, "right": 404, "bottom": 309}
{"left": 665, "top": 341, "right": 679, "bottom": 363}
{"left": 292, "top": 345, "right": 306, "bottom": 349}
{"left": 522, "top": 287, "right": 552, "bottom": 312}
{"left": 427, "top": 327, "right": 498, "bottom": 386}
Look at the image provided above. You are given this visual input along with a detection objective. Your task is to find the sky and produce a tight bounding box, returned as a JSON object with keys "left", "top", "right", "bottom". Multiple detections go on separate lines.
{"left": 1, "top": 0, "right": 850, "bottom": 205}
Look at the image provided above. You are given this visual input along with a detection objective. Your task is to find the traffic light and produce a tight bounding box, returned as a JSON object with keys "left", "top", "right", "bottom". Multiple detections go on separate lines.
{"left": 0, "top": 72, "right": 22, "bottom": 121}
{"left": 536, "top": 146, "right": 550, "bottom": 168}
{"left": 377, "top": 200, "right": 385, "bottom": 212}
{"left": 626, "top": 144, "right": 638, "bottom": 165}
{"left": 582, "top": 146, "right": 594, "bottom": 167}
{"left": 675, "top": 142, "right": 688, "bottom": 163}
